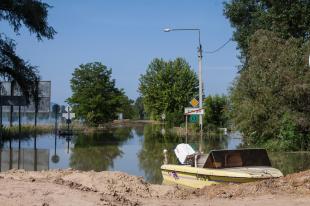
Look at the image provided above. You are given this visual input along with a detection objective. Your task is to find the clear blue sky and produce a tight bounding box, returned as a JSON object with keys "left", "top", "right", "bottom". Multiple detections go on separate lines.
{"left": 1, "top": 0, "right": 240, "bottom": 104}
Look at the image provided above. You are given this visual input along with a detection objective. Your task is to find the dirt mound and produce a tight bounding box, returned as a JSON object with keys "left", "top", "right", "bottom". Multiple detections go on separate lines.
{"left": 0, "top": 169, "right": 310, "bottom": 205}
{"left": 0, "top": 169, "right": 180, "bottom": 205}
{"left": 194, "top": 170, "right": 310, "bottom": 199}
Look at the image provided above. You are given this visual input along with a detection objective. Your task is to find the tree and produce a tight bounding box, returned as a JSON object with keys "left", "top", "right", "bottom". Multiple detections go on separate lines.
{"left": 133, "top": 96, "right": 146, "bottom": 120}
{"left": 0, "top": 0, "right": 55, "bottom": 103}
{"left": 203, "top": 95, "right": 229, "bottom": 131}
{"left": 67, "top": 62, "right": 126, "bottom": 126}
{"left": 224, "top": 1, "right": 310, "bottom": 150}
{"left": 230, "top": 30, "right": 310, "bottom": 151}
{"left": 138, "top": 58, "right": 198, "bottom": 125}
{"left": 224, "top": 0, "right": 310, "bottom": 64}
{"left": 117, "top": 94, "right": 135, "bottom": 119}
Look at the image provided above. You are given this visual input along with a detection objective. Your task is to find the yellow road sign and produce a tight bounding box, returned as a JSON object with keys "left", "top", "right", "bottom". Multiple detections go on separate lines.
{"left": 190, "top": 98, "right": 199, "bottom": 107}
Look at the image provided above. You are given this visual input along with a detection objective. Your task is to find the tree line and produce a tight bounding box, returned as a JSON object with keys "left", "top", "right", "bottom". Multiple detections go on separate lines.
{"left": 4, "top": 1, "right": 310, "bottom": 152}
{"left": 225, "top": 0, "right": 310, "bottom": 151}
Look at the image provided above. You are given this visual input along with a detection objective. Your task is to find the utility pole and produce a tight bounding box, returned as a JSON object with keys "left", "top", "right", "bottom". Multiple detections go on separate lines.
{"left": 197, "top": 32, "right": 203, "bottom": 131}
{"left": 164, "top": 28, "right": 204, "bottom": 132}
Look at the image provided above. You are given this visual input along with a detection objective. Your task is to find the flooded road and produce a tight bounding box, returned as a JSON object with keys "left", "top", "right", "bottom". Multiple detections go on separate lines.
{"left": 1, "top": 124, "right": 310, "bottom": 184}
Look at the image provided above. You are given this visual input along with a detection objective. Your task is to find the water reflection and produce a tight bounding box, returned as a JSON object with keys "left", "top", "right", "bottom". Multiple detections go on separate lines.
{"left": 0, "top": 147, "right": 49, "bottom": 171}
{"left": 0, "top": 132, "right": 49, "bottom": 171}
{"left": 69, "top": 127, "right": 132, "bottom": 171}
{"left": 51, "top": 135, "right": 59, "bottom": 163}
{"left": 133, "top": 125, "right": 144, "bottom": 137}
{"left": 0, "top": 125, "right": 309, "bottom": 184}
{"left": 138, "top": 125, "right": 180, "bottom": 183}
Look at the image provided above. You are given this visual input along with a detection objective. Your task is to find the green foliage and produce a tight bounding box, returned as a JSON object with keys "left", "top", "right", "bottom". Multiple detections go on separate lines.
{"left": 67, "top": 62, "right": 130, "bottom": 126}
{"left": 262, "top": 113, "right": 308, "bottom": 151}
{"left": 203, "top": 95, "right": 229, "bottom": 131}
{"left": 269, "top": 152, "right": 310, "bottom": 175}
{"left": 230, "top": 30, "right": 310, "bottom": 151}
{"left": 117, "top": 95, "right": 135, "bottom": 119}
{"left": 225, "top": 0, "right": 310, "bottom": 151}
{"left": 133, "top": 96, "right": 146, "bottom": 120}
{"left": 278, "top": 113, "right": 302, "bottom": 151}
{"left": 0, "top": 0, "right": 56, "bottom": 40}
{"left": 138, "top": 58, "right": 199, "bottom": 125}
{"left": 224, "top": 0, "right": 310, "bottom": 62}
{"left": 165, "top": 110, "right": 184, "bottom": 127}
{"left": 0, "top": 0, "right": 55, "bottom": 103}
{"left": 0, "top": 39, "right": 40, "bottom": 104}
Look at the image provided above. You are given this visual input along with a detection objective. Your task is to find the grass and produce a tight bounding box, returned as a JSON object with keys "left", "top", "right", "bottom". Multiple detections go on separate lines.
{"left": 0, "top": 124, "right": 54, "bottom": 140}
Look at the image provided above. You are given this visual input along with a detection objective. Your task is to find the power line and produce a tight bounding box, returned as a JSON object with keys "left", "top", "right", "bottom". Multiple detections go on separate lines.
{"left": 205, "top": 38, "right": 232, "bottom": 54}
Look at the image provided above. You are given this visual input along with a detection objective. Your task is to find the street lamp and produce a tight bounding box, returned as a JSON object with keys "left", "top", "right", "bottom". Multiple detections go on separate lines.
{"left": 163, "top": 28, "right": 204, "bottom": 131}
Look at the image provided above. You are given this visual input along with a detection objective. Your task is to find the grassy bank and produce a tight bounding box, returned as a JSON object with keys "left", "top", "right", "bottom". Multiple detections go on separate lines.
{"left": 0, "top": 124, "right": 54, "bottom": 140}
{"left": 62, "top": 119, "right": 159, "bottom": 134}
{"left": 0, "top": 120, "right": 158, "bottom": 138}
{"left": 169, "top": 125, "right": 227, "bottom": 137}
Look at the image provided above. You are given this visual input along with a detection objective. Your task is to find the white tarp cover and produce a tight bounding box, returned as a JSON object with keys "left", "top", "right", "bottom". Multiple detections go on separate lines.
{"left": 174, "top": 143, "right": 195, "bottom": 164}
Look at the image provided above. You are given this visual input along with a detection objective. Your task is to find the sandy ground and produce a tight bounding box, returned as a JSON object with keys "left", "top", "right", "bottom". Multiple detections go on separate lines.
{"left": 0, "top": 169, "right": 309, "bottom": 206}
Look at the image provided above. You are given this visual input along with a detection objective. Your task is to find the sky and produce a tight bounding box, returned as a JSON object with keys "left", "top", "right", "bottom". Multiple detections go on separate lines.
{"left": 1, "top": 0, "right": 240, "bottom": 104}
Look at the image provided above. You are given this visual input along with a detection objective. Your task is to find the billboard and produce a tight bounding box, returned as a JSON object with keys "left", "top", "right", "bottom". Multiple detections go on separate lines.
{"left": 0, "top": 81, "right": 51, "bottom": 113}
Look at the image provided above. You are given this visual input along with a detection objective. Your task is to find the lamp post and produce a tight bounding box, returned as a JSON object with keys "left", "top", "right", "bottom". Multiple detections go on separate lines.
{"left": 163, "top": 28, "right": 204, "bottom": 131}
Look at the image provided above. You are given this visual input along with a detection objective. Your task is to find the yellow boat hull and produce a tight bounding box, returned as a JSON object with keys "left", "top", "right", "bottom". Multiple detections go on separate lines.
{"left": 161, "top": 164, "right": 283, "bottom": 189}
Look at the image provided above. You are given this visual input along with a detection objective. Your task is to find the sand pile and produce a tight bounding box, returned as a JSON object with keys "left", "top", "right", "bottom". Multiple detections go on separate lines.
{"left": 0, "top": 169, "right": 181, "bottom": 205}
{"left": 193, "top": 169, "right": 310, "bottom": 199}
{"left": 0, "top": 169, "right": 309, "bottom": 206}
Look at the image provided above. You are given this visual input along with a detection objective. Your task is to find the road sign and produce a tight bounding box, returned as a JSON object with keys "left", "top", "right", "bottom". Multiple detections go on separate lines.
{"left": 65, "top": 106, "right": 72, "bottom": 113}
{"left": 189, "top": 115, "right": 198, "bottom": 123}
{"left": 62, "top": 113, "right": 75, "bottom": 119}
{"left": 190, "top": 98, "right": 199, "bottom": 107}
{"left": 184, "top": 107, "right": 205, "bottom": 115}
{"left": 62, "top": 105, "right": 75, "bottom": 120}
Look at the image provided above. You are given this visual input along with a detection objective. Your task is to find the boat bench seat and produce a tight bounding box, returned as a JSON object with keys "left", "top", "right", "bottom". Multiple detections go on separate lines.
{"left": 184, "top": 153, "right": 209, "bottom": 168}
{"left": 196, "top": 154, "right": 208, "bottom": 168}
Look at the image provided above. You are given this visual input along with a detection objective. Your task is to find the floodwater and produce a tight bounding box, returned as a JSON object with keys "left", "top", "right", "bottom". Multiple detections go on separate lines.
{"left": 0, "top": 124, "right": 310, "bottom": 184}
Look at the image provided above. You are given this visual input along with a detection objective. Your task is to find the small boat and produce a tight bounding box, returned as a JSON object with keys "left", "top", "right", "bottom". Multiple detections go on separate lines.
{"left": 161, "top": 144, "right": 283, "bottom": 188}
